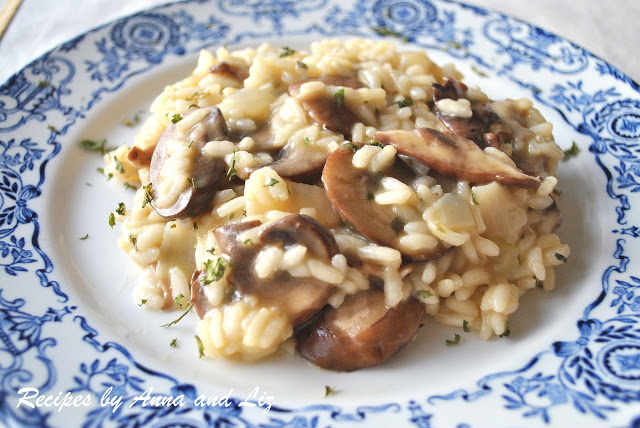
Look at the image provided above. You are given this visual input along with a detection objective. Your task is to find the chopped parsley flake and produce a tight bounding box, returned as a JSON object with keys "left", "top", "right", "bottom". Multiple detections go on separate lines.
{"left": 129, "top": 234, "right": 138, "bottom": 251}
{"left": 80, "top": 138, "right": 110, "bottom": 154}
{"left": 227, "top": 152, "right": 237, "bottom": 180}
{"left": 161, "top": 302, "right": 193, "bottom": 327}
{"left": 108, "top": 212, "right": 115, "bottom": 228}
{"left": 342, "top": 142, "right": 358, "bottom": 152}
{"left": 324, "top": 386, "right": 337, "bottom": 398}
{"left": 296, "top": 61, "right": 308, "bottom": 69}
{"left": 562, "top": 142, "right": 580, "bottom": 160}
{"left": 471, "top": 65, "right": 488, "bottom": 77}
{"left": 500, "top": 322, "right": 511, "bottom": 337}
{"left": 123, "top": 182, "right": 137, "bottom": 191}
{"left": 417, "top": 290, "right": 433, "bottom": 299}
{"left": 138, "top": 299, "right": 147, "bottom": 306}
{"left": 553, "top": 252, "right": 568, "bottom": 263}
{"left": 396, "top": 98, "right": 413, "bottom": 108}
{"left": 371, "top": 26, "right": 409, "bottom": 42}
{"left": 447, "top": 40, "right": 463, "bottom": 49}
{"left": 279, "top": 46, "right": 296, "bottom": 57}
{"left": 263, "top": 178, "right": 279, "bottom": 187}
{"left": 171, "top": 113, "right": 183, "bottom": 123}
{"left": 121, "top": 112, "right": 141, "bottom": 127}
{"left": 243, "top": 239, "right": 254, "bottom": 246}
{"left": 97, "top": 167, "right": 113, "bottom": 181}
{"left": 79, "top": 234, "right": 89, "bottom": 240}
{"left": 115, "top": 202, "right": 126, "bottom": 216}
{"left": 113, "top": 156, "right": 125, "bottom": 174}
{"left": 446, "top": 333, "right": 461, "bottom": 346}
{"left": 195, "top": 335, "right": 205, "bottom": 358}
{"left": 142, "top": 183, "right": 153, "bottom": 208}
{"left": 174, "top": 293, "right": 185, "bottom": 306}
{"left": 366, "top": 192, "right": 375, "bottom": 201}
{"left": 303, "top": 136, "right": 310, "bottom": 144}
{"left": 187, "top": 177, "right": 196, "bottom": 188}
{"left": 369, "top": 140, "right": 385, "bottom": 148}
{"left": 37, "top": 80, "right": 50, "bottom": 87}
{"left": 463, "top": 320, "right": 471, "bottom": 333}
{"left": 170, "top": 338, "right": 177, "bottom": 347}
{"left": 391, "top": 217, "right": 405, "bottom": 234}
{"left": 334, "top": 88, "right": 345, "bottom": 107}
{"left": 203, "top": 258, "right": 227, "bottom": 285}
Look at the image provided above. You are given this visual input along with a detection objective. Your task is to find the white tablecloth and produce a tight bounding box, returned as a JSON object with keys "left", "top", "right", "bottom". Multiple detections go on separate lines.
{"left": 1, "top": 0, "right": 639, "bottom": 85}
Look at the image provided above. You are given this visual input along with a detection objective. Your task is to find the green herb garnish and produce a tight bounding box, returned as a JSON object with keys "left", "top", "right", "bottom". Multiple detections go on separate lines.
{"left": 80, "top": 138, "right": 109, "bottom": 154}
{"left": 446, "top": 333, "right": 461, "bottom": 346}
{"left": 161, "top": 302, "right": 194, "bottom": 327}
{"left": 279, "top": 46, "right": 296, "bottom": 57}
{"left": 129, "top": 234, "right": 138, "bottom": 251}
{"left": 324, "top": 386, "right": 337, "bottom": 398}
{"left": 417, "top": 290, "right": 433, "bottom": 299}
{"left": 391, "top": 217, "right": 405, "bottom": 234}
{"left": 562, "top": 142, "right": 580, "bottom": 160}
{"left": 123, "top": 182, "right": 137, "bottom": 191}
{"left": 115, "top": 202, "right": 126, "bottom": 216}
{"left": 227, "top": 151, "right": 237, "bottom": 180}
{"left": 79, "top": 234, "right": 89, "bottom": 240}
{"left": 296, "top": 61, "right": 308, "bottom": 69}
{"left": 171, "top": 113, "right": 183, "bottom": 123}
{"left": 121, "top": 112, "right": 141, "bottom": 127}
{"left": 187, "top": 177, "right": 195, "bottom": 188}
{"left": 195, "top": 335, "right": 205, "bottom": 358}
{"left": 371, "top": 26, "right": 409, "bottom": 42}
{"left": 113, "top": 156, "right": 125, "bottom": 174}
{"left": 243, "top": 239, "right": 254, "bottom": 246}
{"left": 553, "top": 252, "right": 568, "bottom": 263}
{"left": 342, "top": 142, "right": 358, "bottom": 152}
{"left": 334, "top": 88, "right": 345, "bottom": 107}
{"left": 500, "top": 322, "right": 511, "bottom": 337}
{"left": 303, "top": 137, "right": 310, "bottom": 144}
{"left": 108, "top": 212, "right": 115, "bottom": 228}
{"left": 366, "top": 192, "right": 375, "bottom": 201}
{"left": 369, "top": 140, "right": 385, "bottom": 148}
{"left": 138, "top": 299, "right": 147, "bottom": 306}
{"left": 396, "top": 98, "right": 413, "bottom": 108}
{"left": 463, "top": 320, "right": 471, "bottom": 333}
{"left": 471, "top": 191, "right": 479, "bottom": 206}
{"left": 263, "top": 178, "right": 280, "bottom": 187}
{"left": 203, "top": 258, "right": 227, "bottom": 285}
{"left": 170, "top": 338, "right": 177, "bottom": 347}
{"left": 174, "top": 293, "right": 185, "bottom": 306}
{"left": 141, "top": 183, "right": 153, "bottom": 208}
{"left": 471, "top": 65, "right": 488, "bottom": 77}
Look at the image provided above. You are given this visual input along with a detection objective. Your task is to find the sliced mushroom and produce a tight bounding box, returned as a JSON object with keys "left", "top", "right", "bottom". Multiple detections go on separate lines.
{"left": 374, "top": 128, "right": 541, "bottom": 188}
{"left": 296, "top": 289, "right": 425, "bottom": 371}
{"left": 127, "top": 145, "right": 155, "bottom": 168}
{"left": 289, "top": 77, "right": 364, "bottom": 139}
{"left": 433, "top": 77, "right": 511, "bottom": 149}
{"left": 237, "top": 140, "right": 330, "bottom": 183}
{"left": 322, "top": 146, "right": 446, "bottom": 260}
{"left": 149, "top": 106, "right": 229, "bottom": 218}
{"left": 212, "top": 215, "right": 338, "bottom": 325}
{"left": 209, "top": 61, "right": 250, "bottom": 82}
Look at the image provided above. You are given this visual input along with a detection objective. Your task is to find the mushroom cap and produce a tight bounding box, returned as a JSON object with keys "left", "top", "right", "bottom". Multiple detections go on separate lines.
{"left": 374, "top": 128, "right": 541, "bottom": 188}
{"left": 296, "top": 289, "right": 425, "bottom": 371}
{"left": 322, "top": 146, "right": 446, "bottom": 260}
{"left": 149, "top": 106, "right": 229, "bottom": 218}
{"left": 212, "top": 215, "right": 339, "bottom": 326}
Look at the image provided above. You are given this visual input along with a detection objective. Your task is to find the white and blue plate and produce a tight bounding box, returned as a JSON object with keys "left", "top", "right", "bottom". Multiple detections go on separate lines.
{"left": 1, "top": 1, "right": 639, "bottom": 426}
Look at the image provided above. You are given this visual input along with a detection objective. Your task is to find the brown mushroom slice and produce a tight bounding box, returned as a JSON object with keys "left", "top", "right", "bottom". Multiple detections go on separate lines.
{"left": 237, "top": 140, "right": 330, "bottom": 183}
{"left": 213, "top": 215, "right": 338, "bottom": 325}
{"left": 127, "top": 144, "right": 155, "bottom": 168}
{"left": 433, "top": 77, "right": 511, "bottom": 149}
{"left": 289, "top": 77, "right": 365, "bottom": 139}
{"left": 374, "top": 128, "right": 541, "bottom": 188}
{"left": 295, "top": 289, "right": 425, "bottom": 371}
{"left": 209, "top": 61, "right": 250, "bottom": 82}
{"left": 322, "top": 147, "right": 444, "bottom": 260}
{"left": 149, "top": 106, "right": 229, "bottom": 218}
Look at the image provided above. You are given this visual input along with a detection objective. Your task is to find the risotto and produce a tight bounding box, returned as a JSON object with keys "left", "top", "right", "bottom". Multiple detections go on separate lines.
{"left": 104, "top": 39, "right": 570, "bottom": 371}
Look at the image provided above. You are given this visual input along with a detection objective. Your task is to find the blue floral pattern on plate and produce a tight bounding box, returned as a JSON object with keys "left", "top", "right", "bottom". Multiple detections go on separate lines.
{"left": 0, "top": 0, "right": 638, "bottom": 426}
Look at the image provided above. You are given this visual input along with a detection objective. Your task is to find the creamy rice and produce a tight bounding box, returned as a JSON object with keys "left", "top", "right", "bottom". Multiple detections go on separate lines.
{"left": 106, "top": 39, "right": 570, "bottom": 366}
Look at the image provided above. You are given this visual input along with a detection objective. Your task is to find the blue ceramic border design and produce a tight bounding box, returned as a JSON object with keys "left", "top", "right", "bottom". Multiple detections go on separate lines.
{"left": 0, "top": 0, "right": 638, "bottom": 426}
